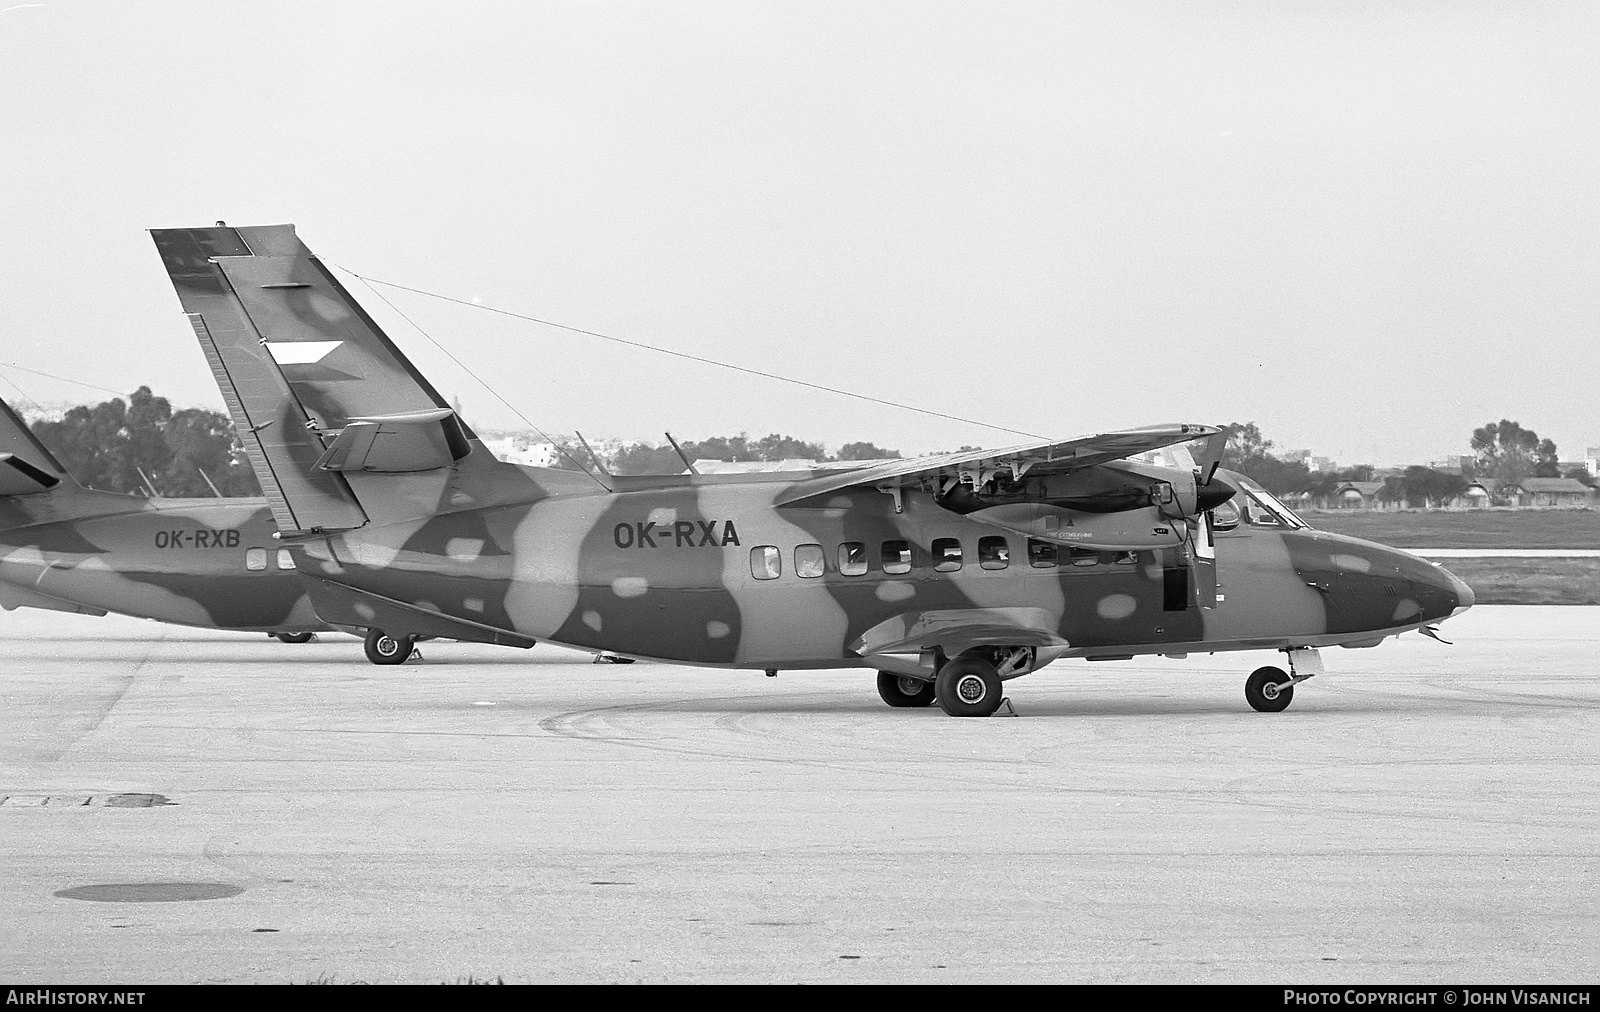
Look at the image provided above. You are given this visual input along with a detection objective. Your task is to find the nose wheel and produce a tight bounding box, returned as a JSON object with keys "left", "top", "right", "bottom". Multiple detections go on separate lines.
{"left": 1245, "top": 665, "right": 1294, "bottom": 712}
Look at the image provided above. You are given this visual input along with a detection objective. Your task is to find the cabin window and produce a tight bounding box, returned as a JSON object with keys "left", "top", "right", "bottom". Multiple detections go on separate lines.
{"left": 1067, "top": 547, "right": 1100, "bottom": 567}
{"left": 276, "top": 548, "right": 296, "bottom": 570}
{"left": 838, "top": 541, "right": 868, "bottom": 576}
{"left": 750, "top": 546, "right": 782, "bottom": 580}
{"left": 1027, "top": 539, "right": 1057, "bottom": 568}
{"left": 932, "top": 537, "right": 962, "bottom": 572}
{"left": 979, "top": 536, "right": 1010, "bottom": 570}
{"left": 245, "top": 548, "right": 267, "bottom": 571}
{"left": 795, "top": 544, "right": 825, "bottom": 578}
{"left": 881, "top": 540, "right": 912, "bottom": 575}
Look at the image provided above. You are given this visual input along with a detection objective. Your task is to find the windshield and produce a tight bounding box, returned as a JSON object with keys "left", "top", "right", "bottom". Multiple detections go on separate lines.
{"left": 1236, "top": 487, "right": 1306, "bottom": 529}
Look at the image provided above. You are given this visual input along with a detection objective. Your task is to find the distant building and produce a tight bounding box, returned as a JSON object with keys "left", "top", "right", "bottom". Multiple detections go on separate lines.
{"left": 1513, "top": 477, "right": 1595, "bottom": 508}
{"left": 1427, "top": 454, "right": 1473, "bottom": 475}
{"left": 1332, "top": 481, "right": 1387, "bottom": 508}
{"left": 1586, "top": 447, "right": 1600, "bottom": 477}
{"left": 482, "top": 436, "right": 557, "bottom": 468}
{"left": 1309, "top": 455, "right": 1337, "bottom": 473}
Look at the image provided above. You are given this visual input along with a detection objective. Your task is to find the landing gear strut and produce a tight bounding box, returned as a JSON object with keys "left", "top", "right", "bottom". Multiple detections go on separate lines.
{"left": 876, "top": 671, "right": 935, "bottom": 708}
{"left": 363, "top": 627, "right": 414, "bottom": 665}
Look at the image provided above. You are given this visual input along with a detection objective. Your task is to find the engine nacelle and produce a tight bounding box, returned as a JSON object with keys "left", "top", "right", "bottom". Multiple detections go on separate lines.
{"left": 962, "top": 502, "right": 1185, "bottom": 551}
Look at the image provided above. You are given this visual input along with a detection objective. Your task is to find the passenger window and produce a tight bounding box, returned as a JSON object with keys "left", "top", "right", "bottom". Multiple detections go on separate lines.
{"left": 979, "top": 536, "right": 1009, "bottom": 570}
{"left": 1027, "top": 539, "right": 1057, "bottom": 568}
{"left": 881, "top": 540, "right": 912, "bottom": 575}
{"left": 1067, "top": 547, "right": 1099, "bottom": 567}
{"left": 750, "top": 546, "right": 782, "bottom": 580}
{"left": 932, "top": 537, "right": 962, "bottom": 572}
{"left": 245, "top": 548, "right": 267, "bottom": 571}
{"left": 838, "top": 541, "right": 868, "bottom": 577}
{"left": 795, "top": 544, "right": 825, "bottom": 578}
{"left": 276, "top": 548, "right": 296, "bottom": 570}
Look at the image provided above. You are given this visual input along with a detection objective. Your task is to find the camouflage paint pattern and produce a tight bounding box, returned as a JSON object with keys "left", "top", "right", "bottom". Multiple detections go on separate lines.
{"left": 152, "top": 224, "right": 1474, "bottom": 677}
{"left": 0, "top": 397, "right": 326, "bottom": 633}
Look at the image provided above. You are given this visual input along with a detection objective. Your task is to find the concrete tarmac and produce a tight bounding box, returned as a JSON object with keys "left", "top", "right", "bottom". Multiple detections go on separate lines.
{"left": 0, "top": 607, "right": 1595, "bottom": 984}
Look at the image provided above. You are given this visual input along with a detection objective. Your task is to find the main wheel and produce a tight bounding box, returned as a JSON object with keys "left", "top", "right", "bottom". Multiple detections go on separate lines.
{"left": 1245, "top": 665, "right": 1293, "bottom": 712}
{"left": 274, "top": 631, "right": 315, "bottom": 644}
{"left": 364, "top": 627, "right": 414, "bottom": 665}
{"left": 876, "top": 671, "right": 936, "bottom": 708}
{"left": 936, "top": 656, "right": 1003, "bottom": 717}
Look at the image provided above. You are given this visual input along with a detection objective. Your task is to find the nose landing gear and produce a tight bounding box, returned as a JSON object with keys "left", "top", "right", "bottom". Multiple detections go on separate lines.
{"left": 1244, "top": 647, "right": 1323, "bottom": 712}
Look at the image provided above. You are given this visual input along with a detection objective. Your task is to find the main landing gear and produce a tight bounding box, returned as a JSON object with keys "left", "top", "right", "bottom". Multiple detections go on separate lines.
{"left": 876, "top": 671, "right": 936, "bottom": 708}
{"left": 272, "top": 631, "right": 315, "bottom": 644}
{"left": 1244, "top": 648, "right": 1323, "bottom": 713}
{"left": 877, "top": 647, "right": 1033, "bottom": 717}
{"left": 363, "top": 627, "right": 415, "bottom": 665}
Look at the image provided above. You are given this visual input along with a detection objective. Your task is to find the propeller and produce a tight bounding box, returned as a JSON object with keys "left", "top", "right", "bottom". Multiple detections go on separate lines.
{"left": 1159, "top": 432, "right": 1231, "bottom": 609}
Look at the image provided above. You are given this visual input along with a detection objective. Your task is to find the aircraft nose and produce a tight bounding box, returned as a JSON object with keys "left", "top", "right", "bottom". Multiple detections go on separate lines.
{"left": 1412, "top": 559, "right": 1474, "bottom": 622}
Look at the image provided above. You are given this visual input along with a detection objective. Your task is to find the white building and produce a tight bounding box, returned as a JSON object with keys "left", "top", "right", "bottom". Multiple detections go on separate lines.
{"left": 482, "top": 435, "right": 557, "bottom": 468}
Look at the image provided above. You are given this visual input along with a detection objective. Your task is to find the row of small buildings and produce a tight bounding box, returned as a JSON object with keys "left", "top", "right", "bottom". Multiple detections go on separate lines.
{"left": 1289, "top": 477, "right": 1596, "bottom": 511}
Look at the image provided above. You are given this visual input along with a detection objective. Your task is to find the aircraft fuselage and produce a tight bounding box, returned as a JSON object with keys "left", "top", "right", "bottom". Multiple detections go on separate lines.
{"left": 299, "top": 473, "right": 1471, "bottom": 669}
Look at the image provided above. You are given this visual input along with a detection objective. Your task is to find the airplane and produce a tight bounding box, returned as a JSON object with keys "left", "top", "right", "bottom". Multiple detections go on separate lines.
{"left": 0, "top": 395, "right": 330, "bottom": 640}
{"left": 150, "top": 222, "right": 1475, "bottom": 715}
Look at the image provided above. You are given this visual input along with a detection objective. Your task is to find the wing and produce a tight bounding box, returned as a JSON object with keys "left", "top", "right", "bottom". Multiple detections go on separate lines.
{"left": 774, "top": 424, "right": 1221, "bottom": 506}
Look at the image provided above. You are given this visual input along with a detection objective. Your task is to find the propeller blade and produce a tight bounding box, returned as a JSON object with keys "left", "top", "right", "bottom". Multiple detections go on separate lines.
{"left": 1190, "top": 510, "right": 1218, "bottom": 609}
{"left": 1191, "top": 431, "right": 1228, "bottom": 486}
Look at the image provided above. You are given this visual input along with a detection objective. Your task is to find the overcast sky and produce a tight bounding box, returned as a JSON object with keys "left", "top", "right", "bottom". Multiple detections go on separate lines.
{"left": 1, "top": 1, "right": 1596, "bottom": 465}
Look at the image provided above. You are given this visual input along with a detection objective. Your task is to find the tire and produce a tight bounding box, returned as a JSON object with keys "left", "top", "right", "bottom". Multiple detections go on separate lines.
{"left": 935, "top": 656, "right": 1003, "bottom": 717}
{"left": 1245, "top": 665, "right": 1293, "bottom": 712}
{"left": 364, "top": 627, "right": 414, "bottom": 665}
{"left": 273, "top": 631, "right": 314, "bottom": 644}
{"left": 876, "top": 671, "right": 936, "bottom": 708}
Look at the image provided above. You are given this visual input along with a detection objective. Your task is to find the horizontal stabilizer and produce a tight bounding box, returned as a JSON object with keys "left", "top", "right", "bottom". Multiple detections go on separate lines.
{"left": 0, "top": 453, "right": 61, "bottom": 496}
{"left": 313, "top": 409, "right": 471, "bottom": 473}
{"left": 0, "top": 397, "right": 73, "bottom": 497}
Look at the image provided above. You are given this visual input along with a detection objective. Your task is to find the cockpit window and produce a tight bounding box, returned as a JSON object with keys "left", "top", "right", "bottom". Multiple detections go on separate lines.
{"left": 1239, "top": 490, "right": 1306, "bottom": 529}
{"left": 1252, "top": 488, "right": 1308, "bottom": 529}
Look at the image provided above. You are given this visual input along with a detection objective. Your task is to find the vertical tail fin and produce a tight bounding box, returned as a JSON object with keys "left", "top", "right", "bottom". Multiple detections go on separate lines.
{"left": 150, "top": 224, "right": 511, "bottom": 532}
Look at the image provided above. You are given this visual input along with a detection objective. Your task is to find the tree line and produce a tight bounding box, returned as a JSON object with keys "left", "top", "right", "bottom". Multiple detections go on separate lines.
{"left": 1218, "top": 418, "right": 1591, "bottom": 506}
{"left": 24, "top": 388, "right": 1583, "bottom": 507}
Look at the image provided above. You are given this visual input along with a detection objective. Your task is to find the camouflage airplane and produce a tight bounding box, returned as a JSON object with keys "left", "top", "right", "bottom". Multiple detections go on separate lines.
{"left": 151, "top": 223, "right": 1474, "bottom": 716}
{"left": 0, "top": 396, "right": 328, "bottom": 640}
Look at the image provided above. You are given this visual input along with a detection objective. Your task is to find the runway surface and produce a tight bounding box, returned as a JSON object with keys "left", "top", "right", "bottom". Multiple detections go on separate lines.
{"left": 1, "top": 606, "right": 1595, "bottom": 984}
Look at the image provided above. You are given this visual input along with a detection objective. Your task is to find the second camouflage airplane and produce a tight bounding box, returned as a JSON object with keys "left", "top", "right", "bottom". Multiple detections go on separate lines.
{"left": 151, "top": 223, "right": 1474, "bottom": 716}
